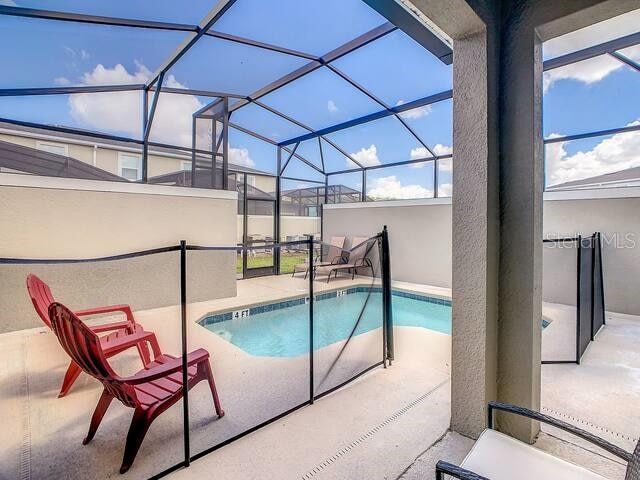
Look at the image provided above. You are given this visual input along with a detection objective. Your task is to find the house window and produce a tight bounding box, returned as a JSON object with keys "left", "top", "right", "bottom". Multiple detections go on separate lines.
{"left": 246, "top": 175, "right": 256, "bottom": 187}
{"left": 36, "top": 141, "right": 68, "bottom": 157}
{"left": 181, "top": 161, "right": 192, "bottom": 171}
{"left": 118, "top": 153, "right": 142, "bottom": 181}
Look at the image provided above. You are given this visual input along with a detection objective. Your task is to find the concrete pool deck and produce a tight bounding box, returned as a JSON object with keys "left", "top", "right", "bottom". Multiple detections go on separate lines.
{"left": 1, "top": 275, "right": 638, "bottom": 479}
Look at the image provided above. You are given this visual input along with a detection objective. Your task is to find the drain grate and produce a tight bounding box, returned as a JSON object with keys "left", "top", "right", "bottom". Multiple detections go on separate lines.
{"left": 301, "top": 378, "right": 449, "bottom": 479}
{"left": 542, "top": 406, "right": 638, "bottom": 443}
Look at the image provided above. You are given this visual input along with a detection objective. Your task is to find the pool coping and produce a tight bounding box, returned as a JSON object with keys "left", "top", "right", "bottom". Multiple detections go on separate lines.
{"left": 198, "top": 286, "right": 452, "bottom": 327}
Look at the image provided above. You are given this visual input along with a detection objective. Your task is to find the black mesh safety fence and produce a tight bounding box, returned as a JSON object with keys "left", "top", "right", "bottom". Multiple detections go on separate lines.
{"left": 541, "top": 232, "right": 606, "bottom": 365}
{"left": 592, "top": 232, "right": 606, "bottom": 339}
{"left": 311, "top": 234, "right": 385, "bottom": 398}
{"left": 0, "top": 231, "right": 393, "bottom": 478}
{"left": 578, "top": 235, "right": 594, "bottom": 360}
{"left": 0, "top": 247, "right": 184, "bottom": 480}
{"left": 183, "top": 240, "right": 312, "bottom": 464}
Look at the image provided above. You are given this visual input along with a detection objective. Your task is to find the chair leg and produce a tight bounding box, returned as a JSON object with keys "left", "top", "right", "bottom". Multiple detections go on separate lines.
{"left": 83, "top": 389, "right": 114, "bottom": 444}
{"left": 120, "top": 409, "right": 152, "bottom": 474}
{"left": 58, "top": 360, "right": 82, "bottom": 397}
{"left": 202, "top": 362, "right": 225, "bottom": 418}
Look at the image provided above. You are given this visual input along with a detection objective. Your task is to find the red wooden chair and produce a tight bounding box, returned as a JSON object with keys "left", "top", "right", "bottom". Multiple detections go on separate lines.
{"left": 26, "top": 273, "right": 161, "bottom": 397}
{"left": 48, "top": 301, "right": 224, "bottom": 474}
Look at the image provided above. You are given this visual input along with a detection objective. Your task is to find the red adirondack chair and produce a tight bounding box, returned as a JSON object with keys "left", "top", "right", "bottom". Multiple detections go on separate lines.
{"left": 48, "top": 301, "right": 224, "bottom": 474}
{"left": 26, "top": 274, "right": 161, "bottom": 397}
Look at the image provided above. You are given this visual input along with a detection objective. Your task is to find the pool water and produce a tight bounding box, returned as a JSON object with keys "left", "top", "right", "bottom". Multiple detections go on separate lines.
{"left": 203, "top": 291, "right": 452, "bottom": 357}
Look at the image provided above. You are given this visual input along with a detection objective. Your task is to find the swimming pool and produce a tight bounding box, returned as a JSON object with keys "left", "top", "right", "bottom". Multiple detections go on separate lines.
{"left": 199, "top": 289, "right": 451, "bottom": 357}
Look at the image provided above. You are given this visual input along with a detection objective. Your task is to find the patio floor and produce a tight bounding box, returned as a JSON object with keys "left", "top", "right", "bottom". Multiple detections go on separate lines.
{"left": 0, "top": 276, "right": 450, "bottom": 480}
{"left": 1, "top": 275, "right": 638, "bottom": 479}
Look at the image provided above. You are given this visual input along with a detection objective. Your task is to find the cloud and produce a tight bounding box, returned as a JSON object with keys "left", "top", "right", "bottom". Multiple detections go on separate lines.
{"left": 433, "top": 144, "right": 453, "bottom": 156}
{"left": 396, "top": 100, "right": 432, "bottom": 120}
{"left": 350, "top": 144, "right": 380, "bottom": 167}
{"left": 67, "top": 63, "right": 207, "bottom": 149}
{"left": 54, "top": 77, "right": 71, "bottom": 86}
{"left": 543, "top": 55, "right": 624, "bottom": 92}
{"left": 438, "top": 182, "right": 453, "bottom": 197}
{"left": 545, "top": 121, "right": 640, "bottom": 187}
{"left": 327, "top": 100, "right": 338, "bottom": 113}
{"left": 409, "top": 144, "right": 452, "bottom": 168}
{"left": 367, "top": 175, "right": 433, "bottom": 200}
{"left": 80, "top": 49, "right": 90, "bottom": 61}
{"left": 542, "top": 9, "right": 640, "bottom": 93}
{"left": 0, "top": 0, "right": 17, "bottom": 5}
{"left": 229, "top": 147, "right": 255, "bottom": 168}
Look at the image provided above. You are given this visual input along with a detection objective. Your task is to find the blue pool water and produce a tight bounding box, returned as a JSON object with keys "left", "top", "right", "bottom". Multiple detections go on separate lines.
{"left": 201, "top": 291, "right": 452, "bottom": 357}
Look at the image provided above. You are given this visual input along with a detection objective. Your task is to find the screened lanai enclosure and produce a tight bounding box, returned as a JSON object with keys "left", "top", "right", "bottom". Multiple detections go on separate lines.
{"left": 0, "top": 0, "right": 456, "bottom": 279}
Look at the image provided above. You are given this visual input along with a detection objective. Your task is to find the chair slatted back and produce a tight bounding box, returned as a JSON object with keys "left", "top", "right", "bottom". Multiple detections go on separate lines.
{"left": 326, "top": 236, "right": 346, "bottom": 262}
{"left": 26, "top": 274, "right": 56, "bottom": 329}
{"left": 48, "top": 302, "right": 137, "bottom": 407}
{"left": 349, "top": 237, "right": 373, "bottom": 263}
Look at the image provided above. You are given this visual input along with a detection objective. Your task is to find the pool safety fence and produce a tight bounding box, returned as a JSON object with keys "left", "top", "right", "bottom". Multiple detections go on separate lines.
{"left": 0, "top": 228, "right": 393, "bottom": 479}
{"left": 542, "top": 232, "right": 606, "bottom": 364}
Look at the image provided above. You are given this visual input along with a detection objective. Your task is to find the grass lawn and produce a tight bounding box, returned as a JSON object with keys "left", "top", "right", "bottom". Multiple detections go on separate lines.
{"left": 236, "top": 252, "right": 307, "bottom": 274}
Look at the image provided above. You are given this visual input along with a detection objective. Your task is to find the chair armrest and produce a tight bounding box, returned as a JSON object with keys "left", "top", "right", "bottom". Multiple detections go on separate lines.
{"left": 488, "top": 401, "right": 632, "bottom": 462}
{"left": 75, "top": 304, "right": 134, "bottom": 323}
{"left": 91, "top": 320, "right": 132, "bottom": 333}
{"left": 123, "top": 348, "right": 209, "bottom": 385}
{"left": 435, "top": 461, "right": 488, "bottom": 480}
{"left": 102, "top": 330, "right": 156, "bottom": 355}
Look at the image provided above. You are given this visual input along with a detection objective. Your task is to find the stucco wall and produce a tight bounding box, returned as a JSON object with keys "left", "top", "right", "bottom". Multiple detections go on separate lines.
{"left": 323, "top": 189, "right": 640, "bottom": 315}
{"left": 543, "top": 190, "right": 640, "bottom": 315}
{"left": 0, "top": 174, "right": 238, "bottom": 333}
{"left": 323, "top": 199, "right": 453, "bottom": 288}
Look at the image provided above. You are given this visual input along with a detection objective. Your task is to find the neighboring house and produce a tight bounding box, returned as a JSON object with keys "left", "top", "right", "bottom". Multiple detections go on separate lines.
{"left": 0, "top": 121, "right": 272, "bottom": 188}
{"left": 547, "top": 166, "right": 640, "bottom": 191}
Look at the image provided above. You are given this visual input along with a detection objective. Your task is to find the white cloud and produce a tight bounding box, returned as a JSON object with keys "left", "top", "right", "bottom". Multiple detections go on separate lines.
{"left": 367, "top": 175, "right": 433, "bottom": 200}
{"left": 542, "top": 9, "right": 640, "bottom": 93}
{"left": 229, "top": 147, "right": 255, "bottom": 168}
{"left": 67, "top": 63, "right": 206, "bottom": 148}
{"left": 545, "top": 121, "right": 640, "bottom": 187}
{"left": 543, "top": 55, "right": 624, "bottom": 92}
{"left": 396, "top": 99, "right": 432, "bottom": 120}
{"left": 409, "top": 144, "right": 452, "bottom": 168}
{"left": 54, "top": 77, "right": 71, "bottom": 86}
{"left": 350, "top": 144, "right": 380, "bottom": 167}
{"left": 433, "top": 143, "right": 453, "bottom": 156}
{"left": 0, "top": 0, "right": 17, "bottom": 5}
{"left": 80, "top": 49, "right": 90, "bottom": 61}
{"left": 327, "top": 100, "right": 338, "bottom": 113}
{"left": 438, "top": 182, "right": 453, "bottom": 197}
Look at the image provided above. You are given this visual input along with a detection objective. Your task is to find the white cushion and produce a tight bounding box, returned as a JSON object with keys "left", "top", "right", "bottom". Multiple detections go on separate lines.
{"left": 460, "top": 429, "right": 608, "bottom": 480}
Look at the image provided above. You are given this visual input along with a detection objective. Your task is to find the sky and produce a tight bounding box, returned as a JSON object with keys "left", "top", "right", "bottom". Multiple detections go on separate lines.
{"left": 0, "top": 2, "right": 638, "bottom": 196}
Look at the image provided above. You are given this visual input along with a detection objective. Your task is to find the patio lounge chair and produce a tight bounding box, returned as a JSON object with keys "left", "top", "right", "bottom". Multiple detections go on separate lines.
{"left": 435, "top": 401, "right": 639, "bottom": 480}
{"left": 48, "top": 302, "right": 224, "bottom": 474}
{"left": 26, "top": 273, "right": 161, "bottom": 397}
{"left": 314, "top": 236, "right": 375, "bottom": 283}
{"left": 292, "top": 235, "right": 346, "bottom": 278}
